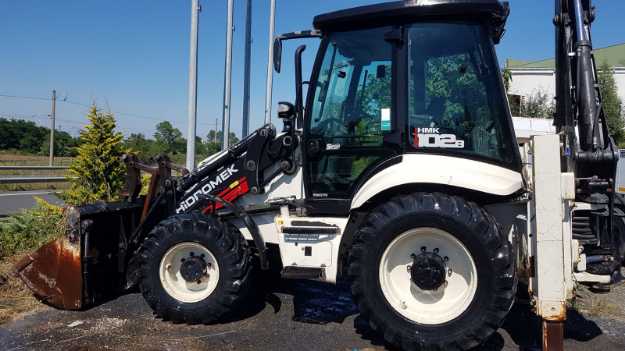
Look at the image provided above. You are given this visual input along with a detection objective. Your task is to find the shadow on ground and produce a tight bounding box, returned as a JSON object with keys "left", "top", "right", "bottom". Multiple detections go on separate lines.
{"left": 273, "top": 280, "right": 607, "bottom": 351}
{"left": 0, "top": 278, "right": 621, "bottom": 351}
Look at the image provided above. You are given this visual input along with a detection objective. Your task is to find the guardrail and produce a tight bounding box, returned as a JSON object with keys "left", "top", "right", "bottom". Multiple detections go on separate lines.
{"left": 0, "top": 166, "right": 70, "bottom": 171}
{"left": 0, "top": 176, "right": 71, "bottom": 184}
{"left": 0, "top": 166, "right": 71, "bottom": 184}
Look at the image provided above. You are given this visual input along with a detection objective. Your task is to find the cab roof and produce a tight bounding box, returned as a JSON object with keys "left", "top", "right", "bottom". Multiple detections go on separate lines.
{"left": 313, "top": 0, "right": 509, "bottom": 43}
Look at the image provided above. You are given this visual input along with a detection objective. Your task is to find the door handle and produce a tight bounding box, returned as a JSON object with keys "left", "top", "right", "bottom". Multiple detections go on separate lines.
{"left": 307, "top": 139, "right": 322, "bottom": 158}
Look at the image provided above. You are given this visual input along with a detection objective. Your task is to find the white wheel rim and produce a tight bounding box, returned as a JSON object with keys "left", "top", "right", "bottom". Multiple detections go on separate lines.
{"left": 158, "top": 242, "right": 220, "bottom": 303}
{"left": 379, "top": 228, "right": 478, "bottom": 325}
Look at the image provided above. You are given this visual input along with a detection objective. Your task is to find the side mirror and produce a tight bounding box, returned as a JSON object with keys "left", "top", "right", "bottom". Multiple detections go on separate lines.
{"left": 273, "top": 37, "right": 282, "bottom": 73}
{"left": 277, "top": 102, "right": 295, "bottom": 120}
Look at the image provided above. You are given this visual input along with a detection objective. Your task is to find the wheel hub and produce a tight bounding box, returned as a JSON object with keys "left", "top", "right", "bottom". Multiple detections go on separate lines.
{"left": 410, "top": 250, "right": 447, "bottom": 290}
{"left": 180, "top": 256, "right": 208, "bottom": 282}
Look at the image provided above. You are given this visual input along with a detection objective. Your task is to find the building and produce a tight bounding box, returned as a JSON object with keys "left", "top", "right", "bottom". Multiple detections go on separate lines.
{"left": 506, "top": 42, "right": 625, "bottom": 110}
{"left": 512, "top": 116, "right": 555, "bottom": 144}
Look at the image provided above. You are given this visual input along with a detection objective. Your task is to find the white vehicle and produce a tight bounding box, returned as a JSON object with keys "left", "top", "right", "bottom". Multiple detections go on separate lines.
{"left": 16, "top": 1, "right": 624, "bottom": 350}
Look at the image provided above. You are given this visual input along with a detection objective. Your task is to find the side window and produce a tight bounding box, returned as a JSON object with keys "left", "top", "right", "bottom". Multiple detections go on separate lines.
{"left": 310, "top": 45, "right": 356, "bottom": 139}
{"left": 407, "top": 23, "right": 514, "bottom": 165}
{"left": 352, "top": 61, "right": 392, "bottom": 146}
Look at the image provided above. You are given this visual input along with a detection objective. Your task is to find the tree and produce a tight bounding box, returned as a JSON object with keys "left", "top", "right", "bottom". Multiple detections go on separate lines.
{"left": 0, "top": 118, "right": 47, "bottom": 153}
{"left": 502, "top": 68, "right": 512, "bottom": 92}
{"left": 520, "top": 90, "right": 554, "bottom": 119}
{"left": 598, "top": 61, "right": 625, "bottom": 146}
{"left": 0, "top": 118, "right": 79, "bottom": 156}
{"left": 206, "top": 130, "right": 239, "bottom": 148}
{"left": 40, "top": 130, "right": 79, "bottom": 157}
{"left": 195, "top": 136, "right": 208, "bottom": 158}
{"left": 65, "top": 106, "right": 126, "bottom": 205}
{"left": 154, "top": 121, "right": 185, "bottom": 154}
{"left": 125, "top": 133, "right": 159, "bottom": 158}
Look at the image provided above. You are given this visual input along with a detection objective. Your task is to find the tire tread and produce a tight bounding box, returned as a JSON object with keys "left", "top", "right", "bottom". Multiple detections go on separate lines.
{"left": 348, "top": 192, "right": 516, "bottom": 351}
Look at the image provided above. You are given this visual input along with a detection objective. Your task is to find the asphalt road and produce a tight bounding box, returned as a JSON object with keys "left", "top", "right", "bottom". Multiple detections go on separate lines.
{"left": 1, "top": 279, "right": 624, "bottom": 351}
{"left": 0, "top": 191, "right": 63, "bottom": 216}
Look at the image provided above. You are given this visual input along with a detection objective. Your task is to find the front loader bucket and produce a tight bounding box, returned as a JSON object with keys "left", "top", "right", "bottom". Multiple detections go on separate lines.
{"left": 14, "top": 236, "right": 83, "bottom": 309}
{"left": 13, "top": 201, "right": 143, "bottom": 310}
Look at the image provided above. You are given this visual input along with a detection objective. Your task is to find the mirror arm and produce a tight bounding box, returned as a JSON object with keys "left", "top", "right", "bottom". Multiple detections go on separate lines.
{"left": 295, "top": 45, "right": 307, "bottom": 128}
{"left": 273, "top": 29, "right": 321, "bottom": 74}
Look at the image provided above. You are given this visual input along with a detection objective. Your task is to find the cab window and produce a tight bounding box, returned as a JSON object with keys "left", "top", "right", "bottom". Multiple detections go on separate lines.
{"left": 407, "top": 23, "right": 516, "bottom": 166}
{"left": 306, "top": 27, "right": 395, "bottom": 198}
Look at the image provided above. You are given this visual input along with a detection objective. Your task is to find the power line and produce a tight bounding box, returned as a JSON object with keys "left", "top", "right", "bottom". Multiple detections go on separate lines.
{"left": 0, "top": 93, "right": 51, "bottom": 102}
{"left": 0, "top": 93, "right": 215, "bottom": 126}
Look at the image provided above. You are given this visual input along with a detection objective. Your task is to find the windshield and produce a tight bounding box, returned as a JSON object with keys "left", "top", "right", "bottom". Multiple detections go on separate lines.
{"left": 407, "top": 22, "right": 516, "bottom": 167}
{"left": 309, "top": 26, "right": 392, "bottom": 146}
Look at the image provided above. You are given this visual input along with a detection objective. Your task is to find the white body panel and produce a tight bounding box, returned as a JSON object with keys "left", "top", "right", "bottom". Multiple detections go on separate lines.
{"left": 276, "top": 207, "right": 348, "bottom": 283}
{"left": 529, "top": 134, "right": 575, "bottom": 319}
{"left": 234, "top": 167, "right": 305, "bottom": 244}
{"left": 351, "top": 154, "right": 524, "bottom": 210}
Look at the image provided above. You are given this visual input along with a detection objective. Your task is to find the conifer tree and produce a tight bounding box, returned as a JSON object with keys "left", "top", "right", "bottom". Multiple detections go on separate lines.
{"left": 66, "top": 106, "right": 125, "bottom": 205}
{"left": 598, "top": 61, "right": 625, "bottom": 146}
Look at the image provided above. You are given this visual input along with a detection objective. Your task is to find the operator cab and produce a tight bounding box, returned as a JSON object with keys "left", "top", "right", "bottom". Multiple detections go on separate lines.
{"left": 294, "top": 0, "right": 521, "bottom": 203}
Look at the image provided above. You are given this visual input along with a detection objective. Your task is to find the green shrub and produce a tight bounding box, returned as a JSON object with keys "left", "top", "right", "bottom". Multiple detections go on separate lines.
{"left": 0, "top": 198, "right": 64, "bottom": 259}
{"left": 65, "top": 106, "right": 126, "bottom": 205}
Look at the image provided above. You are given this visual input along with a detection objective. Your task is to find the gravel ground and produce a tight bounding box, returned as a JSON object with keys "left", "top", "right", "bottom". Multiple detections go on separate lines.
{"left": 1, "top": 274, "right": 624, "bottom": 351}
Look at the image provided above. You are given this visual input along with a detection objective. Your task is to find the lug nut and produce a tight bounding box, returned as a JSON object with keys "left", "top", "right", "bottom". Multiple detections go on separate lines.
{"left": 421, "top": 246, "right": 427, "bottom": 252}
{"left": 444, "top": 256, "right": 449, "bottom": 262}
{"left": 406, "top": 265, "right": 412, "bottom": 273}
{"left": 433, "top": 248, "right": 439, "bottom": 254}
{"left": 190, "top": 252, "right": 195, "bottom": 257}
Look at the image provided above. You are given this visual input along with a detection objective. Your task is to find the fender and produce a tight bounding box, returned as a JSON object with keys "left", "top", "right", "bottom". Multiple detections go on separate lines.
{"left": 351, "top": 154, "right": 524, "bottom": 210}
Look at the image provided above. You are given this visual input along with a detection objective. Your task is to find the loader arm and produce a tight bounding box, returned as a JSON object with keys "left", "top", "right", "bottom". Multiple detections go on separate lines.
{"left": 14, "top": 121, "right": 299, "bottom": 309}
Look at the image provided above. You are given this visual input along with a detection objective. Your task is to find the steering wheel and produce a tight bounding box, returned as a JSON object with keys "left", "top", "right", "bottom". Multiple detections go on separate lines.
{"left": 315, "top": 117, "right": 348, "bottom": 138}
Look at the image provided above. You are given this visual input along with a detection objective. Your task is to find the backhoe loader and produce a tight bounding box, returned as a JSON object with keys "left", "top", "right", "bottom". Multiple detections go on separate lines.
{"left": 14, "top": 1, "right": 625, "bottom": 350}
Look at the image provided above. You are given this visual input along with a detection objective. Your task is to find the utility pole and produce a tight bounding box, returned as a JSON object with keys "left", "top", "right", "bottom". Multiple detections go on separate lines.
{"left": 186, "top": 0, "right": 201, "bottom": 170}
{"left": 49, "top": 89, "right": 56, "bottom": 166}
{"left": 264, "top": 0, "right": 276, "bottom": 124}
{"left": 221, "top": 0, "right": 234, "bottom": 150}
{"left": 242, "top": 0, "right": 252, "bottom": 137}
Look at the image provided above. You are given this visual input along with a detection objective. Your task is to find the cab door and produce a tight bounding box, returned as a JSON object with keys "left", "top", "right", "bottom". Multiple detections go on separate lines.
{"left": 304, "top": 26, "right": 399, "bottom": 210}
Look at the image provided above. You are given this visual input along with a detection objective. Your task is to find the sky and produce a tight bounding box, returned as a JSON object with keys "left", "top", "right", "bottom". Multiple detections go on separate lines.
{"left": 1, "top": 0, "right": 624, "bottom": 140}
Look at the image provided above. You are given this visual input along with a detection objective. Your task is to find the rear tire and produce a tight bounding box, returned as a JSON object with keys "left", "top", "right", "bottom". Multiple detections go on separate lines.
{"left": 138, "top": 212, "right": 253, "bottom": 324}
{"left": 348, "top": 192, "right": 516, "bottom": 350}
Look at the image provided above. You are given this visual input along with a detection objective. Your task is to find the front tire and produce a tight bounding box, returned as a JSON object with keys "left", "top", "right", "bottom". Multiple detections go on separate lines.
{"left": 138, "top": 213, "right": 253, "bottom": 324}
{"left": 348, "top": 193, "right": 516, "bottom": 350}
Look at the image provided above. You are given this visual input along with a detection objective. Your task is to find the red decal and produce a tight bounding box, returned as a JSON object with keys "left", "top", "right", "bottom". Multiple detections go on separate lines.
{"left": 202, "top": 177, "right": 249, "bottom": 214}
{"left": 412, "top": 127, "right": 420, "bottom": 148}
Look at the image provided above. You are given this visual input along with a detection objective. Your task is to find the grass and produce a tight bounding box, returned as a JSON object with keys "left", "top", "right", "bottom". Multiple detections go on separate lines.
{"left": 0, "top": 255, "right": 43, "bottom": 324}
{"left": 0, "top": 198, "right": 65, "bottom": 324}
{"left": 0, "top": 198, "right": 65, "bottom": 259}
{"left": 0, "top": 152, "right": 74, "bottom": 191}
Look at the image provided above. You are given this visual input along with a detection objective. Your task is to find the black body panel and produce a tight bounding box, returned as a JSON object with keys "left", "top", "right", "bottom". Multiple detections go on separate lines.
{"left": 313, "top": 0, "right": 509, "bottom": 43}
